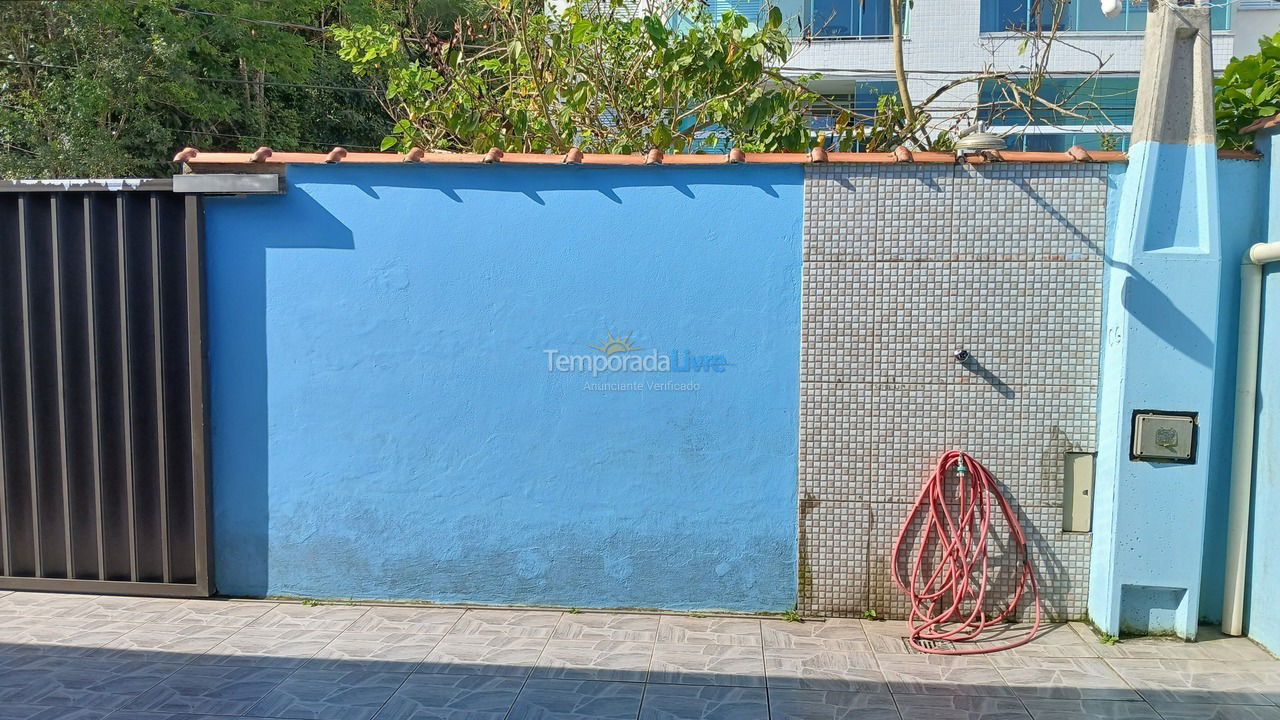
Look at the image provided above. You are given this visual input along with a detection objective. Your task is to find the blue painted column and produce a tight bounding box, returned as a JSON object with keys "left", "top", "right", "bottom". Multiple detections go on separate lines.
{"left": 1089, "top": 1, "right": 1223, "bottom": 639}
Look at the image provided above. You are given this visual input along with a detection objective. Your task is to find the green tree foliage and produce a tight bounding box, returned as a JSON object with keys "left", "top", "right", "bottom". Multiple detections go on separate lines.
{"left": 0, "top": 0, "right": 420, "bottom": 178}
{"left": 334, "top": 0, "right": 823, "bottom": 153}
{"left": 1216, "top": 30, "right": 1280, "bottom": 151}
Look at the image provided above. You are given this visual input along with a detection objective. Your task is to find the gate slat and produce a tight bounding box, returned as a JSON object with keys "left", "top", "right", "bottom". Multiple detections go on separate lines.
{"left": 17, "top": 195, "right": 43, "bottom": 577}
{"left": 115, "top": 195, "right": 139, "bottom": 584}
{"left": 50, "top": 195, "right": 75, "bottom": 577}
{"left": 149, "top": 196, "right": 171, "bottom": 585}
{"left": 84, "top": 195, "right": 107, "bottom": 581}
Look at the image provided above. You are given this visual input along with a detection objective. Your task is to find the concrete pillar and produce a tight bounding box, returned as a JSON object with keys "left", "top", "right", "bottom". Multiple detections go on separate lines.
{"left": 1088, "top": 0, "right": 1222, "bottom": 639}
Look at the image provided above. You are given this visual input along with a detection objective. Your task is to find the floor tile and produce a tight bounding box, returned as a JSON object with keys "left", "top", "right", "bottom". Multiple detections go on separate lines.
{"left": 978, "top": 624, "right": 1099, "bottom": 658}
{"left": 1019, "top": 698, "right": 1165, "bottom": 719}
{"left": 191, "top": 627, "right": 342, "bottom": 668}
{"left": 248, "top": 605, "right": 370, "bottom": 632}
{"left": 532, "top": 639, "right": 653, "bottom": 682}
{"left": 246, "top": 668, "right": 408, "bottom": 720}
{"left": 648, "top": 643, "right": 764, "bottom": 687}
{"left": 374, "top": 673, "right": 522, "bottom": 719}
{"left": 160, "top": 600, "right": 277, "bottom": 628}
{"left": 893, "top": 694, "right": 1031, "bottom": 719}
{"left": 763, "top": 647, "right": 887, "bottom": 691}
{"left": 655, "top": 617, "right": 761, "bottom": 646}
{"left": 107, "top": 713, "right": 278, "bottom": 720}
{"left": 0, "top": 704, "right": 112, "bottom": 719}
{"left": 768, "top": 688, "right": 901, "bottom": 719}
{"left": 95, "top": 623, "right": 237, "bottom": 663}
{"left": 1148, "top": 702, "right": 1280, "bottom": 719}
{"left": 0, "top": 592, "right": 98, "bottom": 618}
{"left": 861, "top": 620, "right": 919, "bottom": 655}
{"left": 0, "top": 617, "right": 140, "bottom": 654}
{"left": 761, "top": 619, "right": 870, "bottom": 652}
{"left": 506, "top": 678, "right": 644, "bottom": 719}
{"left": 552, "top": 612, "right": 659, "bottom": 642}
{"left": 106, "top": 707, "right": 277, "bottom": 712}
{"left": 0, "top": 655, "right": 181, "bottom": 709}
{"left": 1072, "top": 623, "right": 1275, "bottom": 661}
{"left": 878, "top": 654, "right": 1013, "bottom": 697}
{"left": 991, "top": 656, "right": 1138, "bottom": 700}
{"left": 1106, "top": 658, "right": 1276, "bottom": 705}
{"left": 445, "top": 610, "right": 562, "bottom": 639}
{"left": 65, "top": 597, "right": 187, "bottom": 625}
{"left": 123, "top": 664, "right": 292, "bottom": 715}
{"left": 417, "top": 636, "right": 546, "bottom": 677}
{"left": 305, "top": 631, "right": 444, "bottom": 672}
{"left": 345, "top": 607, "right": 464, "bottom": 635}
{"left": 638, "top": 683, "right": 769, "bottom": 719}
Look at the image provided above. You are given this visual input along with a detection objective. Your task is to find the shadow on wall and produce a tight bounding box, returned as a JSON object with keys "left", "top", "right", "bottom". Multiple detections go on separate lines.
{"left": 206, "top": 188, "right": 356, "bottom": 596}
{"left": 1018, "top": 177, "right": 1215, "bottom": 370}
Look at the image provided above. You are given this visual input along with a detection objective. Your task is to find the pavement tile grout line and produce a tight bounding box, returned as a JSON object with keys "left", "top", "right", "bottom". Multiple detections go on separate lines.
{"left": 500, "top": 609, "right": 564, "bottom": 720}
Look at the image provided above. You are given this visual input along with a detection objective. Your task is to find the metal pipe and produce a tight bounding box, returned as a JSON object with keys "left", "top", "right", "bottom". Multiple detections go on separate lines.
{"left": 1223, "top": 241, "right": 1280, "bottom": 636}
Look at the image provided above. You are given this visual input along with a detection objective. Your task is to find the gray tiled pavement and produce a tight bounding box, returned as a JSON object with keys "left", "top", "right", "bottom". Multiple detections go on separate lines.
{"left": 0, "top": 592, "right": 1276, "bottom": 719}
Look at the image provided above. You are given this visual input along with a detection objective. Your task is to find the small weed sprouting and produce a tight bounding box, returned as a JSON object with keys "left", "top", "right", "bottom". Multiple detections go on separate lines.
{"left": 1100, "top": 633, "right": 1120, "bottom": 646}
{"left": 781, "top": 609, "right": 803, "bottom": 623}
{"left": 862, "top": 609, "right": 880, "bottom": 621}
{"left": 301, "top": 598, "right": 324, "bottom": 607}
{"left": 688, "top": 612, "right": 708, "bottom": 618}
{"left": 567, "top": 607, "right": 581, "bottom": 614}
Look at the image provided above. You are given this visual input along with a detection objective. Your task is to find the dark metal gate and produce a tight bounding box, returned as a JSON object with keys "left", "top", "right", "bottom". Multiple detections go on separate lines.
{"left": 0, "top": 180, "right": 210, "bottom": 597}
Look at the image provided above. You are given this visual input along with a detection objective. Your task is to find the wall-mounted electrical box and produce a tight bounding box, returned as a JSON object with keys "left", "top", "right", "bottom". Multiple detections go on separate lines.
{"left": 1063, "top": 452, "right": 1095, "bottom": 533}
{"left": 1130, "top": 410, "right": 1198, "bottom": 464}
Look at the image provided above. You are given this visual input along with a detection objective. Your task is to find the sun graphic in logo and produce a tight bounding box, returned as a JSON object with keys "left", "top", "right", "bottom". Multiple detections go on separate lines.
{"left": 590, "top": 332, "right": 640, "bottom": 355}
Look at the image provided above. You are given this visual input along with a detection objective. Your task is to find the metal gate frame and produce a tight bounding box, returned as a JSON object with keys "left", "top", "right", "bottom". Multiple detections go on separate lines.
{"left": 0, "top": 178, "right": 211, "bottom": 597}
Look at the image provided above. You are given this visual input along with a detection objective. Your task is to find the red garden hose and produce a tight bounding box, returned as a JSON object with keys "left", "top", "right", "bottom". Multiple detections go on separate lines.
{"left": 891, "top": 450, "right": 1041, "bottom": 654}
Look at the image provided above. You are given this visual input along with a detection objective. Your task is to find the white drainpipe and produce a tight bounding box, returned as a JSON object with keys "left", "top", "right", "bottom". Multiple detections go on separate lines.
{"left": 1223, "top": 241, "right": 1280, "bottom": 636}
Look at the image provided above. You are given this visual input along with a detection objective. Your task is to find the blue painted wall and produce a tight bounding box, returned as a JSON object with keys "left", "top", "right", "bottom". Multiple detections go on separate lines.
{"left": 1200, "top": 158, "right": 1265, "bottom": 624}
{"left": 202, "top": 164, "right": 803, "bottom": 610}
{"left": 1248, "top": 130, "right": 1280, "bottom": 650}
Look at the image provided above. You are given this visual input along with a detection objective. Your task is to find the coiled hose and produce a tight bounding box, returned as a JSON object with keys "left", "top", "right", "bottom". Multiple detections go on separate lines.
{"left": 891, "top": 450, "right": 1041, "bottom": 654}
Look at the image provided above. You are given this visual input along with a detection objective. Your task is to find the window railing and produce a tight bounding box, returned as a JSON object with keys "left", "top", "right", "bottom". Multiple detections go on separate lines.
{"left": 979, "top": 0, "right": 1230, "bottom": 33}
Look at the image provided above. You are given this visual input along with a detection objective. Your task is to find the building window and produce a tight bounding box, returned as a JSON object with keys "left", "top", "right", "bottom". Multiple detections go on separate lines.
{"left": 809, "top": 0, "right": 897, "bottom": 38}
{"left": 807, "top": 81, "right": 901, "bottom": 147}
{"left": 979, "top": 0, "right": 1230, "bottom": 33}
{"left": 979, "top": 75, "right": 1137, "bottom": 151}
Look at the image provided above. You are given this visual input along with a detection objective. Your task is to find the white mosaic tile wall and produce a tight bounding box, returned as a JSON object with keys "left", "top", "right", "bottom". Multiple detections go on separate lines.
{"left": 800, "top": 162, "right": 1106, "bottom": 621}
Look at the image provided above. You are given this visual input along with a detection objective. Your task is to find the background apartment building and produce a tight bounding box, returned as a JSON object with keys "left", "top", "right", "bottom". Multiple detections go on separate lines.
{"left": 711, "top": 0, "right": 1277, "bottom": 149}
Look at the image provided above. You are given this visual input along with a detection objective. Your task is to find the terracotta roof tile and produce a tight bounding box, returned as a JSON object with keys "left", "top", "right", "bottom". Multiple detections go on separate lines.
{"left": 176, "top": 145, "right": 1264, "bottom": 168}
{"left": 1242, "top": 114, "right": 1280, "bottom": 134}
